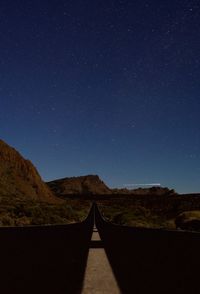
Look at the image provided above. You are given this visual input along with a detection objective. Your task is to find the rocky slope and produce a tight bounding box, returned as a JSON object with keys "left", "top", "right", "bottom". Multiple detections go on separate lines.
{"left": 0, "top": 139, "right": 58, "bottom": 203}
{"left": 47, "top": 175, "right": 177, "bottom": 198}
{"left": 47, "top": 175, "right": 111, "bottom": 196}
{"left": 112, "top": 186, "right": 176, "bottom": 196}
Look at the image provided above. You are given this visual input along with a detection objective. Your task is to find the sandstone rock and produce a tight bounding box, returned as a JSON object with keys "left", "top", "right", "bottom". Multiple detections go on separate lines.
{"left": 175, "top": 210, "right": 200, "bottom": 232}
{"left": 47, "top": 175, "right": 111, "bottom": 196}
{"left": 0, "top": 139, "right": 58, "bottom": 203}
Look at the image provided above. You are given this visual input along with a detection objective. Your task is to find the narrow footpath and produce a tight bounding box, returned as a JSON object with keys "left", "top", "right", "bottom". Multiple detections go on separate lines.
{"left": 82, "top": 218, "right": 120, "bottom": 294}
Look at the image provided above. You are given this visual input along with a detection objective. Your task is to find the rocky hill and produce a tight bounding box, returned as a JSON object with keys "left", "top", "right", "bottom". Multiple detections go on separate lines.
{"left": 0, "top": 139, "right": 58, "bottom": 203}
{"left": 112, "top": 186, "right": 176, "bottom": 196}
{"left": 47, "top": 175, "right": 177, "bottom": 198}
{"left": 47, "top": 175, "right": 111, "bottom": 197}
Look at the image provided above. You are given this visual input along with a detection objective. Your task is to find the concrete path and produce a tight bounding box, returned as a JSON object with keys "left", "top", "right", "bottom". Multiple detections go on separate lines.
{"left": 82, "top": 223, "right": 120, "bottom": 294}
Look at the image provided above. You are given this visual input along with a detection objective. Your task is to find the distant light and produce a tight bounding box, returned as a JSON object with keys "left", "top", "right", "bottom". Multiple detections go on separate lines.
{"left": 123, "top": 183, "right": 161, "bottom": 187}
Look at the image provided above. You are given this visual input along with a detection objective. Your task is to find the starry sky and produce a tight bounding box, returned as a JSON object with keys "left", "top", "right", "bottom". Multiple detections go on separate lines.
{"left": 1, "top": 0, "right": 200, "bottom": 193}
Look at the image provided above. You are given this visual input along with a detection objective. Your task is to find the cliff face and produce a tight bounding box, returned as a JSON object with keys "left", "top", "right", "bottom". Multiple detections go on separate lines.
{"left": 47, "top": 175, "right": 111, "bottom": 196}
{"left": 0, "top": 139, "right": 58, "bottom": 203}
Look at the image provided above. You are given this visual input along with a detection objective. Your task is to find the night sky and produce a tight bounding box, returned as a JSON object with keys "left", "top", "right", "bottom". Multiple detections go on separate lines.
{"left": 1, "top": 0, "right": 200, "bottom": 193}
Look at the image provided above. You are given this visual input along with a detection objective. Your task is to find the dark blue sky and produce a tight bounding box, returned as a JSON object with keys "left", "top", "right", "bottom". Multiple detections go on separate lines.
{"left": 1, "top": 0, "right": 200, "bottom": 193}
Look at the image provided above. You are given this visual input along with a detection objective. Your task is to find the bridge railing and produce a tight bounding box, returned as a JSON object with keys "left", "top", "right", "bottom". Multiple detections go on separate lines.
{"left": 0, "top": 203, "right": 95, "bottom": 294}
{"left": 94, "top": 203, "right": 200, "bottom": 294}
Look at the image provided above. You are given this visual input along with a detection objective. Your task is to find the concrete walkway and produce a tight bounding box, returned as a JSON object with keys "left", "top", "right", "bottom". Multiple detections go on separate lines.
{"left": 82, "top": 224, "right": 120, "bottom": 294}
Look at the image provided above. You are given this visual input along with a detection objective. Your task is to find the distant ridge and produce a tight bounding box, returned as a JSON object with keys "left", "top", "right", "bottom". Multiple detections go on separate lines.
{"left": 47, "top": 175, "right": 111, "bottom": 196}
{"left": 47, "top": 174, "right": 177, "bottom": 198}
{"left": 112, "top": 186, "right": 175, "bottom": 196}
{"left": 0, "top": 139, "right": 58, "bottom": 203}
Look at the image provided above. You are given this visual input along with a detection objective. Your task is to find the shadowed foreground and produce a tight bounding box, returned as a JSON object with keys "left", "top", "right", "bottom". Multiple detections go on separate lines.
{"left": 95, "top": 205, "right": 200, "bottom": 294}
{"left": 0, "top": 207, "right": 93, "bottom": 294}
{"left": 0, "top": 203, "right": 200, "bottom": 294}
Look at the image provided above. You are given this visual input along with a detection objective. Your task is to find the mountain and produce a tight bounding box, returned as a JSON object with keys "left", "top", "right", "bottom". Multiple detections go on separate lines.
{"left": 0, "top": 139, "right": 58, "bottom": 203}
{"left": 47, "top": 175, "right": 111, "bottom": 196}
{"left": 47, "top": 175, "right": 176, "bottom": 198}
{"left": 112, "top": 186, "right": 175, "bottom": 196}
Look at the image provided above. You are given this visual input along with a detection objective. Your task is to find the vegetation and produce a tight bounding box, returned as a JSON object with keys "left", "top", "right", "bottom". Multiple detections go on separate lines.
{"left": 99, "top": 201, "right": 176, "bottom": 229}
{"left": 97, "top": 194, "right": 200, "bottom": 231}
{"left": 0, "top": 197, "right": 91, "bottom": 226}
